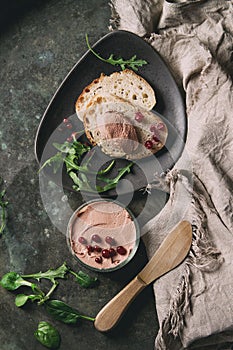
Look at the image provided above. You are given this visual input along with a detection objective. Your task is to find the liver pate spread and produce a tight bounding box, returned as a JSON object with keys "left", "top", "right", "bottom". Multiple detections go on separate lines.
{"left": 69, "top": 200, "right": 137, "bottom": 270}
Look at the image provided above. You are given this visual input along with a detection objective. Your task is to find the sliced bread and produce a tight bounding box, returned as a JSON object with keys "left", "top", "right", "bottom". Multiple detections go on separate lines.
{"left": 83, "top": 95, "right": 167, "bottom": 160}
{"left": 75, "top": 69, "right": 156, "bottom": 121}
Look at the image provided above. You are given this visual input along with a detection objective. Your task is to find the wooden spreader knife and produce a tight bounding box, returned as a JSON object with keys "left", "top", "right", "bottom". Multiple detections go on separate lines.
{"left": 94, "top": 220, "right": 192, "bottom": 332}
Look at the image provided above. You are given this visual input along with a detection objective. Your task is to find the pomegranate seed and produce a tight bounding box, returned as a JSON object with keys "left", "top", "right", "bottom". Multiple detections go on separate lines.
{"left": 157, "top": 122, "right": 165, "bottom": 130}
{"left": 117, "top": 246, "right": 127, "bottom": 255}
{"left": 65, "top": 123, "right": 73, "bottom": 129}
{"left": 63, "top": 118, "right": 69, "bottom": 124}
{"left": 78, "top": 236, "right": 87, "bottom": 244}
{"left": 105, "top": 236, "right": 115, "bottom": 245}
{"left": 95, "top": 256, "right": 103, "bottom": 264}
{"left": 109, "top": 248, "right": 117, "bottom": 257}
{"left": 93, "top": 245, "right": 102, "bottom": 253}
{"left": 152, "top": 134, "right": 160, "bottom": 142}
{"left": 150, "top": 125, "right": 157, "bottom": 133}
{"left": 102, "top": 249, "right": 111, "bottom": 259}
{"left": 86, "top": 245, "right": 94, "bottom": 254}
{"left": 91, "top": 234, "right": 101, "bottom": 243}
{"left": 144, "top": 140, "right": 153, "bottom": 149}
{"left": 135, "top": 111, "right": 144, "bottom": 122}
{"left": 66, "top": 136, "right": 73, "bottom": 142}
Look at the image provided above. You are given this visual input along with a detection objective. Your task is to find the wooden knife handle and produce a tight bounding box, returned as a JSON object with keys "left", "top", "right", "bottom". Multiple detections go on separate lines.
{"left": 94, "top": 276, "right": 146, "bottom": 332}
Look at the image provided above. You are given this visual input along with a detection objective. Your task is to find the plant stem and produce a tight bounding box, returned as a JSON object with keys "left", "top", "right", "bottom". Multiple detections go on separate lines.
{"left": 86, "top": 34, "right": 107, "bottom": 63}
{"left": 0, "top": 189, "right": 8, "bottom": 235}
{"left": 46, "top": 282, "right": 58, "bottom": 299}
{"left": 79, "top": 314, "right": 95, "bottom": 322}
{"left": 0, "top": 204, "right": 6, "bottom": 234}
{"left": 97, "top": 160, "right": 115, "bottom": 175}
{"left": 38, "top": 282, "right": 58, "bottom": 305}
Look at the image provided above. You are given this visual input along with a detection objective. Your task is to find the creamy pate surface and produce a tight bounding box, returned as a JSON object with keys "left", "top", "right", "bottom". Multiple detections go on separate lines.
{"left": 69, "top": 201, "right": 137, "bottom": 270}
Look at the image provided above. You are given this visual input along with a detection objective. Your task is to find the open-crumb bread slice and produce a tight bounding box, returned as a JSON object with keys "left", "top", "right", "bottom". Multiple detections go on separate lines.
{"left": 83, "top": 95, "right": 167, "bottom": 160}
{"left": 75, "top": 69, "right": 156, "bottom": 121}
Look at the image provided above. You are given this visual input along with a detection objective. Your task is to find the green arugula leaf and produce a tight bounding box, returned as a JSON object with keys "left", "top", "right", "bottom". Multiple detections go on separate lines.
{"left": 38, "top": 152, "right": 64, "bottom": 174}
{"left": 40, "top": 137, "right": 133, "bottom": 193}
{"left": 53, "top": 141, "right": 73, "bottom": 153}
{"left": 86, "top": 34, "right": 148, "bottom": 71}
{"left": 96, "top": 162, "right": 133, "bottom": 192}
{"left": 70, "top": 171, "right": 94, "bottom": 192}
{"left": 39, "top": 140, "right": 90, "bottom": 174}
{"left": 22, "top": 262, "right": 69, "bottom": 283}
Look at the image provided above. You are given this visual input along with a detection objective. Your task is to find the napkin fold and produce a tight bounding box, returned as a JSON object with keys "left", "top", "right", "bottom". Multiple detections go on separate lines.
{"left": 110, "top": 0, "right": 233, "bottom": 349}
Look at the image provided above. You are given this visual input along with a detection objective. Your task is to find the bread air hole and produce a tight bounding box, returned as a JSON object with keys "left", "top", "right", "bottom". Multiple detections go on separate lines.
{"left": 85, "top": 88, "right": 90, "bottom": 93}
{"left": 132, "top": 94, "right": 137, "bottom": 100}
{"left": 142, "top": 93, "right": 148, "bottom": 98}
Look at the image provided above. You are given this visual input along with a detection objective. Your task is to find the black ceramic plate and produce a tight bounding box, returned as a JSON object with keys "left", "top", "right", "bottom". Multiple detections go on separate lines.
{"left": 35, "top": 30, "right": 186, "bottom": 196}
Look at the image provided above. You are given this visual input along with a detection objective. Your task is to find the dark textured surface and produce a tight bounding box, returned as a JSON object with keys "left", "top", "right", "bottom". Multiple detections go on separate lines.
{"left": 0, "top": 1, "right": 165, "bottom": 349}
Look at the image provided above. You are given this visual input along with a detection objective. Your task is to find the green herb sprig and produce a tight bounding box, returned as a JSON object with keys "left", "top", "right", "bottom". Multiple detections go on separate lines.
{"left": 40, "top": 138, "right": 133, "bottom": 193}
{"left": 86, "top": 34, "right": 148, "bottom": 71}
{"left": 22, "top": 262, "right": 69, "bottom": 283}
{"left": 0, "top": 262, "right": 98, "bottom": 307}
{"left": 39, "top": 139, "right": 91, "bottom": 174}
{"left": 1, "top": 263, "right": 97, "bottom": 348}
{"left": 0, "top": 263, "right": 69, "bottom": 306}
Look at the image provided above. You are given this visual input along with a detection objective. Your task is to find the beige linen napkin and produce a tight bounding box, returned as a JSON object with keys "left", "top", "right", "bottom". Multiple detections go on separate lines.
{"left": 110, "top": 1, "right": 233, "bottom": 349}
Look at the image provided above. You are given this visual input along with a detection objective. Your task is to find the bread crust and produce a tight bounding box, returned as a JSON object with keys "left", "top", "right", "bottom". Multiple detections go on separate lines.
{"left": 75, "top": 69, "right": 156, "bottom": 121}
{"left": 84, "top": 94, "right": 122, "bottom": 145}
{"left": 75, "top": 73, "right": 106, "bottom": 112}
